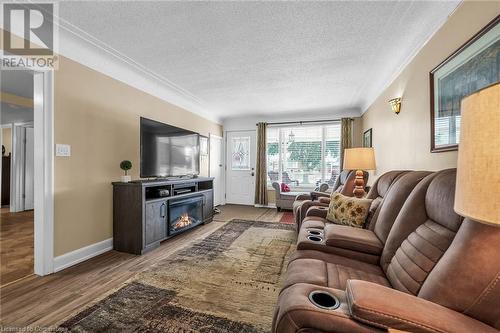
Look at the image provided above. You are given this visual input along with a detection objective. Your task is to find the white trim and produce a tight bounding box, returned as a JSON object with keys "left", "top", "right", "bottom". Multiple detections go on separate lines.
{"left": 53, "top": 238, "right": 113, "bottom": 273}
{"left": 254, "top": 203, "right": 276, "bottom": 209}
{"left": 33, "top": 71, "right": 55, "bottom": 276}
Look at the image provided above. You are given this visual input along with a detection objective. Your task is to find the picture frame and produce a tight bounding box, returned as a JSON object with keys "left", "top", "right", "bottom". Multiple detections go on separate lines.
{"left": 430, "top": 15, "right": 499, "bottom": 153}
{"left": 363, "top": 128, "right": 372, "bottom": 148}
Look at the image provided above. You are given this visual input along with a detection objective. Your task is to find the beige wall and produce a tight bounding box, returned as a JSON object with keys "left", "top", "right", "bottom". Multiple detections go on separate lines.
{"left": 361, "top": 1, "right": 499, "bottom": 183}
{"left": 54, "top": 57, "right": 222, "bottom": 256}
{"left": 2, "top": 127, "right": 12, "bottom": 156}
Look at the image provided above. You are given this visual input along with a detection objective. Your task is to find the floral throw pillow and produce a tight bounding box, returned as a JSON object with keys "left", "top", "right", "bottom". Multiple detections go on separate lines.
{"left": 326, "top": 193, "right": 372, "bottom": 228}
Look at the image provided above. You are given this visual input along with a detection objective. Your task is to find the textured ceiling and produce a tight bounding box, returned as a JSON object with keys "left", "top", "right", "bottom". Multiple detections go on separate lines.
{"left": 58, "top": 1, "right": 460, "bottom": 120}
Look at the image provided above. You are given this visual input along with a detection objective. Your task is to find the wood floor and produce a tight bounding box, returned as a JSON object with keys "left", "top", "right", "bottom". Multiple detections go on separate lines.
{"left": 0, "top": 204, "right": 283, "bottom": 329}
{"left": 0, "top": 208, "right": 34, "bottom": 286}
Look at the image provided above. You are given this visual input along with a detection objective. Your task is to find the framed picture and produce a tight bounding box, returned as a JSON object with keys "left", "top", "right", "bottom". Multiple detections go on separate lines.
{"left": 430, "top": 15, "right": 499, "bottom": 153}
{"left": 363, "top": 128, "right": 372, "bottom": 148}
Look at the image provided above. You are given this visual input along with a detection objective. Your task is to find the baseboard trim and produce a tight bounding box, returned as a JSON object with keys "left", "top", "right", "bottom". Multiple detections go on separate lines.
{"left": 254, "top": 203, "right": 277, "bottom": 209}
{"left": 53, "top": 238, "right": 113, "bottom": 273}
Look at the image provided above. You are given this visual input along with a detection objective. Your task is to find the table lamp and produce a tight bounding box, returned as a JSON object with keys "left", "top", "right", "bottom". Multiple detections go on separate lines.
{"left": 454, "top": 83, "right": 500, "bottom": 226}
{"left": 343, "top": 147, "right": 376, "bottom": 198}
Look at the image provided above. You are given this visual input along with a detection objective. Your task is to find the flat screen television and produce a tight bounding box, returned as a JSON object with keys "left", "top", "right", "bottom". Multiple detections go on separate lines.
{"left": 140, "top": 117, "right": 200, "bottom": 178}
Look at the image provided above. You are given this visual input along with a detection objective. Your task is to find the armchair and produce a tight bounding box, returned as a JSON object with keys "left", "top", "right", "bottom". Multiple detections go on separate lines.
{"left": 272, "top": 182, "right": 308, "bottom": 211}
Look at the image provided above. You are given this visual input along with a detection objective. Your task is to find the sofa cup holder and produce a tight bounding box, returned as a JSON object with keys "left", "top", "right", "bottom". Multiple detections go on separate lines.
{"left": 307, "top": 235, "right": 323, "bottom": 242}
{"left": 308, "top": 291, "right": 340, "bottom": 310}
{"left": 307, "top": 230, "right": 323, "bottom": 236}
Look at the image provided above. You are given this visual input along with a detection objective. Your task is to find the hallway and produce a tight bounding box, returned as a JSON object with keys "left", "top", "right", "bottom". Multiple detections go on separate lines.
{"left": 0, "top": 208, "right": 34, "bottom": 286}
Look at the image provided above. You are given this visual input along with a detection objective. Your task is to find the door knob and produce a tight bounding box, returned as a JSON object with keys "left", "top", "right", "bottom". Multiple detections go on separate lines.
{"left": 251, "top": 172, "right": 255, "bottom": 176}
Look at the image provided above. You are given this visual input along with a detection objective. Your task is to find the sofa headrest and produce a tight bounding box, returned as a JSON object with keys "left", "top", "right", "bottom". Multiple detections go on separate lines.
{"left": 372, "top": 171, "right": 433, "bottom": 243}
{"left": 425, "top": 168, "right": 462, "bottom": 232}
{"left": 338, "top": 170, "right": 353, "bottom": 184}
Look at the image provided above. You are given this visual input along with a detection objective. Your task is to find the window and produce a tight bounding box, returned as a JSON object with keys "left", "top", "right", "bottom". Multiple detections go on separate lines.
{"left": 266, "top": 122, "right": 341, "bottom": 188}
{"left": 231, "top": 136, "right": 251, "bottom": 170}
{"left": 434, "top": 115, "right": 461, "bottom": 146}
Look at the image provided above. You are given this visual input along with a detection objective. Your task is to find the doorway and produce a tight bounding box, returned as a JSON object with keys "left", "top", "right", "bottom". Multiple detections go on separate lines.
{"left": 225, "top": 130, "right": 257, "bottom": 205}
{"left": 1, "top": 69, "right": 54, "bottom": 283}
{"left": 1, "top": 71, "right": 35, "bottom": 285}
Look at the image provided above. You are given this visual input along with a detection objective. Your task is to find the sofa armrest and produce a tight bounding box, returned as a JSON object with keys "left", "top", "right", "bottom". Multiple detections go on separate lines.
{"left": 310, "top": 191, "right": 331, "bottom": 201}
{"left": 273, "top": 283, "right": 380, "bottom": 333}
{"left": 346, "top": 280, "right": 498, "bottom": 333}
{"left": 318, "top": 197, "right": 331, "bottom": 204}
{"left": 295, "top": 193, "right": 311, "bottom": 201}
{"left": 305, "top": 205, "right": 328, "bottom": 219}
{"left": 324, "top": 225, "right": 383, "bottom": 255}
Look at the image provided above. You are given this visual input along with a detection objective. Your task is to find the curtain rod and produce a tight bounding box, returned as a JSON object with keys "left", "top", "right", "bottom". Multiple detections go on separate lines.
{"left": 256, "top": 118, "right": 352, "bottom": 126}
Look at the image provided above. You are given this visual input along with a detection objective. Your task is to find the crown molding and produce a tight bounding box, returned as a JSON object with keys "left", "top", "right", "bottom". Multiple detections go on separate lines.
{"left": 359, "top": 2, "right": 461, "bottom": 114}
{"left": 55, "top": 20, "right": 222, "bottom": 124}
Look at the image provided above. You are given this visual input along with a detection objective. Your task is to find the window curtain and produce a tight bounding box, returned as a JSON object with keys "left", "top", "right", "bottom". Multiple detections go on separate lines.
{"left": 340, "top": 118, "right": 353, "bottom": 169}
{"left": 254, "top": 122, "right": 268, "bottom": 205}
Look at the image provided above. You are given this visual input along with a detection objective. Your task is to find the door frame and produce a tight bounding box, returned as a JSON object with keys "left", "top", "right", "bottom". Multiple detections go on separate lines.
{"left": 10, "top": 121, "right": 34, "bottom": 213}
{"left": 209, "top": 133, "right": 224, "bottom": 206}
{"left": 33, "top": 70, "right": 55, "bottom": 276}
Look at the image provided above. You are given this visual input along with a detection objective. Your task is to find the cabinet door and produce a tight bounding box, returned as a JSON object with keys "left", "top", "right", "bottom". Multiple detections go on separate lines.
{"left": 145, "top": 201, "right": 167, "bottom": 245}
{"left": 202, "top": 190, "right": 214, "bottom": 222}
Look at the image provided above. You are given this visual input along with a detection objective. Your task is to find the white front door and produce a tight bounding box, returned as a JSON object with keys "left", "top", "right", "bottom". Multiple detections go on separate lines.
{"left": 225, "top": 130, "right": 256, "bottom": 205}
{"left": 209, "top": 134, "right": 224, "bottom": 206}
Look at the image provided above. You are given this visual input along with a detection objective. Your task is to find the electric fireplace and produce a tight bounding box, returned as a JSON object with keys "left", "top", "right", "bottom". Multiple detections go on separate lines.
{"left": 168, "top": 196, "right": 203, "bottom": 236}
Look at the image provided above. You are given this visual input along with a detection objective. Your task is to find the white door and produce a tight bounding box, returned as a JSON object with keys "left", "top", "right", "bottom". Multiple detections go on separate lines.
{"left": 209, "top": 134, "right": 224, "bottom": 206}
{"left": 24, "top": 127, "right": 34, "bottom": 210}
{"left": 225, "top": 130, "right": 256, "bottom": 205}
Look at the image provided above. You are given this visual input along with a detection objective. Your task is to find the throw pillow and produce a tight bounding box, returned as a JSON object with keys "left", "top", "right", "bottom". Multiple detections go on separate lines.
{"left": 326, "top": 193, "right": 372, "bottom": 228}
{"left": 280, "top": 183, "right": 290, "bottom": 192}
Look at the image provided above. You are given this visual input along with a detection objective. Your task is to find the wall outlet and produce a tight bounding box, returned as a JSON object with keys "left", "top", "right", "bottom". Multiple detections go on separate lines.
{"left": 55, "top": 144, "right": 71, "bottom": 157}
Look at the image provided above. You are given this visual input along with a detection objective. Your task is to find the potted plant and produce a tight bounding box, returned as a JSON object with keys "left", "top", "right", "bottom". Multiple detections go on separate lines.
{"left": 120, "top": 160, "right": 132, "bottom": 182}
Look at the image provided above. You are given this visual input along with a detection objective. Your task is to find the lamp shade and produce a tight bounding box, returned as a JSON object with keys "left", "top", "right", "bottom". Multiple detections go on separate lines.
{"left": 454, "top": 83, "right": 500, "bottom": 226}
{"left": 343, "top": 148, "right": 376, "bottom": 171}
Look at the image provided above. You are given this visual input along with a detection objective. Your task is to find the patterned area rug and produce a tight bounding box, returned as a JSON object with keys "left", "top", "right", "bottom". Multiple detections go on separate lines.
{"left": 59, "top": 220, "right": 296, "bottom": 332}
{"left": 279, "top": 212, "right": 295, "bottom": 224}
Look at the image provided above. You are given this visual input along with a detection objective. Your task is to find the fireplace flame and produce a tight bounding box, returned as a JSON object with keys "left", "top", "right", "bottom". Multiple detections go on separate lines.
{"left": 175, "top": 212, "right": 193, "bottom": 229}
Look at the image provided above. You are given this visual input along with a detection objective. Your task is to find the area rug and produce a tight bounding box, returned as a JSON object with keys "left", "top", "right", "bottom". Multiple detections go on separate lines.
{"left": 279, "top": 212, "right": 295, "bottom": 224}
{"left": 59, "top": 219, "right": 296, "bottom": 332}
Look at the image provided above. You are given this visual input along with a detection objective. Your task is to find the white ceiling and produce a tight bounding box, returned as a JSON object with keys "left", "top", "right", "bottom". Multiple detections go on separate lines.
{"left": 58, "top": 1, "right": 461, "bottom": 121}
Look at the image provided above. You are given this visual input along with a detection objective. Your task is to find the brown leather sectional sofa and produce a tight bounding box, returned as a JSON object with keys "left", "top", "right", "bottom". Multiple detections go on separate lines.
{"left": 273, "top": 169, "right": 500, "bottom": 333}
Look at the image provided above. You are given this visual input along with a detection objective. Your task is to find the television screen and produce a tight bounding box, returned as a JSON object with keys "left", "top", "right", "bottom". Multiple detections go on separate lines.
{"left": 140, "top": 117, "right": 200, "bottom": 178}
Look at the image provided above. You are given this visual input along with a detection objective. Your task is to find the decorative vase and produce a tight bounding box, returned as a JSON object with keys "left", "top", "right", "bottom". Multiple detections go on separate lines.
{"left": 121, "top": 175, "right": 132, "bottom": 183}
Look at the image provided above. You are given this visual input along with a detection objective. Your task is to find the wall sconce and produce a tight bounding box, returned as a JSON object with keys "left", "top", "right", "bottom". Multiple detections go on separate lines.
{"left": 388, "top": 97, "right": 402, "bottom": 115}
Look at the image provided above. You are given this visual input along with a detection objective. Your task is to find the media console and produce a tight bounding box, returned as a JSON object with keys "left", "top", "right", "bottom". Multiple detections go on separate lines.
{"left": 112, "top": 177, "right": 214, "bottom": 254}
